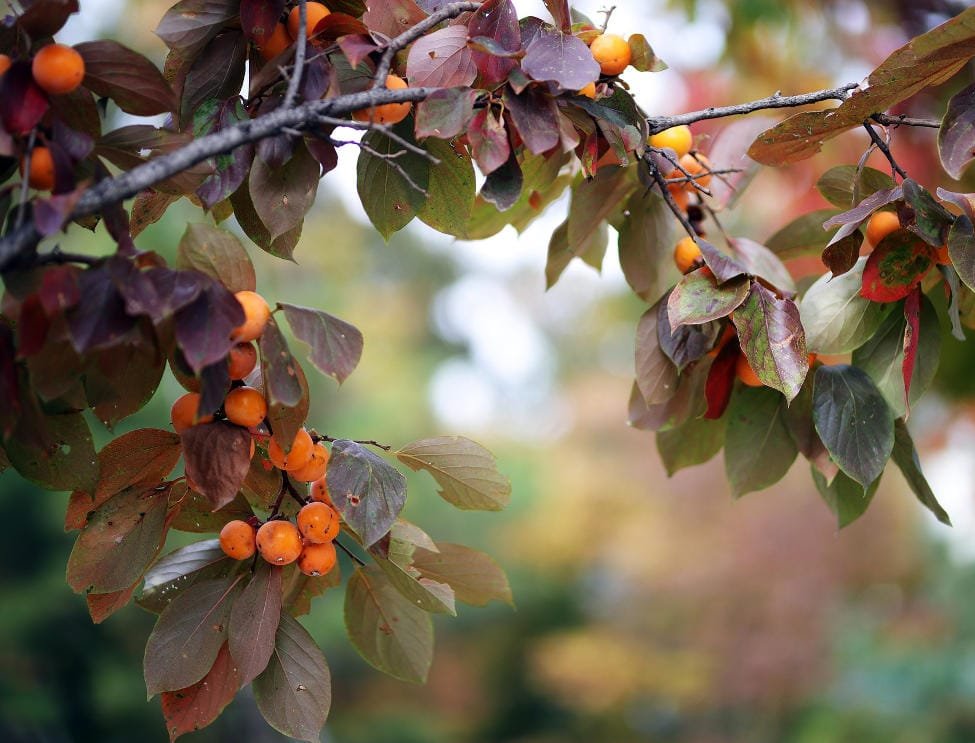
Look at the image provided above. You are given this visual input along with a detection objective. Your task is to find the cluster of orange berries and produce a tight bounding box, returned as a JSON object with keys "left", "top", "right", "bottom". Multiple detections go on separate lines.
{"left": 220, "top": 493, "right": 341, "bottom": 576}
{"left": 1, "top": 43, "right": 86, "bottom": 191}
{"left": 171, "top": 289, "right": 330, "bottom": 477}
{"left": 649, "top": 125, "right": 713, "bottom": 213}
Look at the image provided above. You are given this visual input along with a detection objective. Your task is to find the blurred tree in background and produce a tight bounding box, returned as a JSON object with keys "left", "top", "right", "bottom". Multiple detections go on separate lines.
{"left": 5, "top": 1, "right": 975, "bottom": 742}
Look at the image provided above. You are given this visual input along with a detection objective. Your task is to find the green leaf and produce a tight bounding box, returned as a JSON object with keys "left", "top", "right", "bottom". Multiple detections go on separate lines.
{"left": 417, "top": 137, "right": 476, "bottom": 237}
{"left": 891, "top": 419, "right": 951, "bottom": 525}
{"left": 765, "top": 209, "right": 842, "bottom": 259}
{"left": 5, "top": 407, "right": 98, "bottom": 493}
{"left": 724, "top": 385, "right": 797, "bottom": 497}
{"left": 253, "top": 612, "right": 331, "bottom": 743}
{"left": 852, "top": 295, "right": 941, "bottom": 417}
{"left": 816, "top": 165, "right": 896, "bottom": 208}
{"left": 783, "top": 371, "right": 837, "bottom": 481}
{"left": 811, "top": 466, "right": 880, "bottom": 528}
{"left": 138, "top": 539, "right": 234, "bottom": 615}
{"left": 344, "top": 565, "right": 434, "bottom": 683}
{"left": 228, "top": 562, "right": 283, "bottom": 685}
{"left": 66, "top": 482, "right": 171, "bottom": 593}
{"left": 394, "top": 436, "right": 511, "bottom": 511}
{"left": 371, "top": 552, "right": 456, "bottom": 616}
{"left": 668, "top": 270, "right": 749, "bottom": 327}
{"left": 656, "top": 414, "right": 727, "bottom": 476}
{"left": 144, "top": 574, "right": 245, "bottom": 696}
{"left": 412, "top": 542, "right": 514, "bottom": 608}
{"left": 176, "top": 223, "right": 256, "bottom": 293}
{"left": 900, "top": 179, "right": 954, "bottom": 248}
{"left": 328, "top": 440, "right": 407, "bottom": 547}
{"left": 813, "top": 364, "right": 895, "bottom": 488}
{"left": 948, "top": 214, "right": 975, "bottom": 292}
{"left": 279, "top": 303, "right": 364, "bottom": 385}
{"left": 732, "top": 281, "right": 808, "bottom": 401}
{"left": 617, "top": 190, "right": 678, "bottom": 304}
{"left": 357, "top": 124, "right": 431, "bottom": 239}
{"left": 800, "top": 257, "right": 896, "bottom": 353}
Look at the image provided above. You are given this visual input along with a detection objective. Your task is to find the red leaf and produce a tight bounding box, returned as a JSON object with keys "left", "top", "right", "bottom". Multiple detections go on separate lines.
{"left": 902, "top": 286, "right": 921, "bottom": 417}
{"left": 38, "top": 265, "right": 81, "bottom": 315}
{"left": 860, "top": 231, "right": 935, "bottom": 303}
{"left": 240, "top": 0, "right": 285, "bottom": 45}
{"left": 161, "top": 642, "right": 241, "bottom": 742}
{"left": 228, "top": 563, "right": 283, "bottom": 684}
{"left": 181, "top": 423, "right": 253, "bottom": 510}
{"left": 16, "top": 295, "right": 51, "bottom": 358}
{"left": 503, "top": 85, "right": 560, "bottom": 156}
{"left": 76, "top": 40, "right": 178, "bottom": 115}
{"left": 16, "top": 0, "right": 79, "bottom": 37}
{"left": 87, "top": 582, "right": 138, "bottom": 624}
{"left": 0, "top": 61, "right": 50, "bottom": 135}
{"left": 468, "top": 107, "right": 510, "bottom": 175}
{"left": 704, "top": 342, "right": 739, "bottom": 419}
{"left": 363, "top": 0, "right": 426, "bottom": 38}
{"left": 469, "top": 0, "right": 520, "bottom": 86}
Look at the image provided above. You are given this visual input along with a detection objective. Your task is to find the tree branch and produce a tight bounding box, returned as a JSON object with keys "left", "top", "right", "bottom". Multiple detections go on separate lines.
{"left": 646, "top": 83, "right": 859, "bottom": 133}
{"left": 871, "top": 113, "right": 940, "bottom": 129}
{"left": 863, "top": 122, "right": 908, "bottom": 180}
{"left": 282, "top": 0, "right": 308, "bottom": 109}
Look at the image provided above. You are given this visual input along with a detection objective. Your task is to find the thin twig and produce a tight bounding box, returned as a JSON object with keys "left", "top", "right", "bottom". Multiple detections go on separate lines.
{"left": 269, "top": 481, "right": 288, "bottom": 519}
{"left": 646, "top": 83, "right": 859, "bottom": 133}
{"left": 312, "top": 433, "right": 392, "bottom": 452}
{"left": 14, "top": 129, "right": 36, "bottom": 231}
{"left": 315, "top": 114, "right": 439, "bottom": 163}
{"left": 654, "top": 146, "right": 712, "bottom": 196}
{"left": 663, "top": 167, "right": 743, "bottom": 185}
{"left": 599, "top": 5, "right": 616, "bottom": 33}
{"left": 34, "top": 247, "right": 102, "bottom": 267}
{"left": 871, "top": 113, "right": 940, "bottom": 129}
{"left": 283, "top": 0, "right": 307, "bottom": 109}
{"left": 284, "top": 477, "right": 310, "bottom": 507}
{"left": 332, "top": 138, "right": 429, "bottom": 196}
{"left": 863, "top": 122, "right": 908, "bottom": 180}
{"left": 643, "top": 155, "right": 699, "bottom": 240}
{"left": 335, "top": 538, "right": 367, "bottom": 567}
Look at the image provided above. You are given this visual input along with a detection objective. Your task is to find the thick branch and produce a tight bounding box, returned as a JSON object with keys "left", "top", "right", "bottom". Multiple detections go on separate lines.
{"left": 646, "top": 83, "right": 859, "bottom": 133}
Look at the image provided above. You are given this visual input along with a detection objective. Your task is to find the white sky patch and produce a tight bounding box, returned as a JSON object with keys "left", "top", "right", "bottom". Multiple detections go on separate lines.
{"left": 923, "top": 419, "right": 975, "bottom": 562}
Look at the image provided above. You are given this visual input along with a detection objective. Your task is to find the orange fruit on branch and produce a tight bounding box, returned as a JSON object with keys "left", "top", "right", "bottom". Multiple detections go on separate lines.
{"left": 258, "top": 21, "right": 292, "bottom": 61}
{"left": 352, "top": 74, "right": 412, "bottom": 125}
{"left": 297, "top": 540, "right": 337, "bottom": 576}
{"left": 268, "top": 427, "right": 315, "bottom": 471}
{"left": 32, "top": 43, "right": 85, "bottom": 95}
{"left": 20, "top": 147, "right": 56, "bottom": 190}
{"left": 735, "top": 353, "right": 763, "bottom": 387}
{"left": 223, "top": 386, "right": 267, "bottom": 428}
{"left": 310, "top": 475, "right": 333, "bottom": 506}
{"left": 590, "top": 33, "right": 631, "bottom": 76}
{"left": 230, "top": 290, "right": 271, "bottom": 342}
{"left": 649, "top": 125, "right": 693, "bottom": 158}
{"left": 864, "top": 210, "right": 900, "bottom": 247}
{"left": 673, "top": 236, "right": 703, "bottom": 274}
{"left": 227, "top": 342, "right": 257, "bottom": 380}
{"left": 219, "top": 520, "right": 257, "bottom": 560}
{"left": 677, "top": 153, "right": 713, "bottom": 189}
{"left": 297, "top": 501, "right": 340, "bottom": 543}
{"left": 288, "top": 1, "right": 331, "bottom": 40}
{"left": 0, "top": 54, "right": 11, "bottom": 77}
{"left": 256, "top": 519, "right": 303, "bottom": 564}
{"left": 291, "top": 442, "right": 329, "bottom": 482}
{"left": 171, "top": 392, "right": 213, "bottom": 434}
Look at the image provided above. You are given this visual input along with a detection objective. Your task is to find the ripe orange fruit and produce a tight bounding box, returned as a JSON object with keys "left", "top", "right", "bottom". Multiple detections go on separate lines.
{"left": 258, "top": 21, "right": 292, "bottom": 61}
{"left": 310, "top": 475, "right": 333, "bottom": 506}
{"left": 668, "top": 182, "right": 690, "bottom": 211}
{"left": 590, "top": 33, "right": 631, "bottom": 76}
{"left": 735, "top": 353, "right": 763, "bottom": 387}
{"left": 297, "top": 540, "right": 337, "bottom": 576}
{"left": 227, "top": 342, "right": 257, "bottom": 380}
{"left": 865, "top": 211, "right": 900, "bottom": 247}
{"left": 578, "top": 81, "right": 597, "bottom": 99}
{"left": 673, "top": 236, "right": 703, "bottom": 274}
{"left": 256, "top": 519, "right": 303, "bottom": 564}
{"left": 171, "top": 392, "right": 214, "bottom": 434}
{"left": 268, "top": 427, "right": 315, "bottom": 471}
{"left": 678, "top": 153, "right": 713, "bottom": 188}
{"left": 219, "top": 520, "right": 257, "bottom": 560}
{"left": 935, "top": 244, "right": 951, "bottom": 265}
{"left": 291, "top": 442, "right": 329, "bottom": 482}
{"left": 32, "top": 43, "right": 85, "bottom": 95}
{"left": 0, "top": 54, "right": 11, "bottom": 76}
{"left": 352, "top": 74, "right": 411, "bottom": 125}
{"left": 707, "top": 324, "right": 737, "bottom": 358}
{"left": 649, "top": 125, "right": 693, "bottom": 158}
{"left": 287, "top": 1, "right": 330, "bottom": 40}
{"left": 223, "top": 386, "right": 267, "bottom": 428}
{"left": 230, "top": 290, "right": 271, "bottom": 342}
{"left": 20, "top": 147, "right": 55, "bottom": 190}
{"left": 297, "top": 501, "right": 340, "bottom": 543}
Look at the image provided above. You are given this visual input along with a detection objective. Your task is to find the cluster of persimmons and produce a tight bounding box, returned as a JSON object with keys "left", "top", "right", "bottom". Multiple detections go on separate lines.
{"left": 170, "top": 290, "right": 340, "bottom": 577}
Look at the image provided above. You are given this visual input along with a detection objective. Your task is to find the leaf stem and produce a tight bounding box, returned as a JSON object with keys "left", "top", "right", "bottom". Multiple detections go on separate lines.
{"left": 335, "top": 537, "right": 367, "bottom": 567}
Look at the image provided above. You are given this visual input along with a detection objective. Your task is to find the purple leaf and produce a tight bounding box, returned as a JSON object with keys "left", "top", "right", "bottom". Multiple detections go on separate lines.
{"left": 698, "top": 239, "right": 747, "bottom": 284}
{"left": 174, "top": 281, "right": 245, "bottom": 373}
{"left": 522, "top": 29, "right": 599, "bottom": 91}
{"left": 280, "top": 303, "right": 364, "bottom": 384}
{"left": 0, "top": 61, "right": 49, "bottom": 135}
{"left": 542, "top": 0, "right": 571, "bottom": 30}
{"left": 181, "top": 423, "right": 253, "bottom": 511}
{"left": 503, "top": 85, "right": 560, "bottom": 155}
{"left": 405, "top": 25, "right": 477, "bottom": 88}
{"left": 228, "top": 563, "right": 282, "bottom": 685}
{"left": 414, "top": 88, "right": 479, "bottom": 140}
{"left": 196, "top": 99, "right": 254, "bottom": 209}
{"left": 67, "top": 261, "right": 138, "bottom": 353}
{"left": 479, "top": 150, "right": 522, "bottom": 211}
{"left": 468, "top": 107, "right": 510, "bottom": 174}
{"left": 469, "top": 0, "right": 520, "bottom": 85}
{"left": 668, "top": 269, "right": 750, "bottom": 327}
{"left": 939, "top": 81, "right": 975, "bottom": 179}
{"left": 327, "top": 440, "right": 407, "bottom": 549}
{"left": 657, "top": 292, "right": 719, "bottom": 371}
{"left": 635, "top": 302, "right": 679, "bottom": 406}
{"left": 76, "top": 40, "right": 178, "bottom": 115}
{"left": 948, "top": 214, "right": 975, "bottom": 291}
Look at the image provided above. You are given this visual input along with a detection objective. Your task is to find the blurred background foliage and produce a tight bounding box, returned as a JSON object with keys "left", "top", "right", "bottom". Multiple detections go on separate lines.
{"left": 5, "top": 0, "right": 975, "bottom": 741}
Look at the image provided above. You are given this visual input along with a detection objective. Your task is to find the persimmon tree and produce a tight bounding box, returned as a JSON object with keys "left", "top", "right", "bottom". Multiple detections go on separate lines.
{"left": 1, "top": 0, "right": 975, "bottom": 739}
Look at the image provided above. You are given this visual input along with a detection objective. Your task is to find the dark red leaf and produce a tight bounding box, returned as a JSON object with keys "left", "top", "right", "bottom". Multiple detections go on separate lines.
{"left": 704, "top": 341, "right": 738, "bottom": 419}
{"left": 228, "top": 563, "right": 282, "bottom": 685}
{"left": 337, "top": 35, "right": 379, "bottom": 67}
{"left": 174, "top": 281, "right": 245, "bottom": 373}
{"left": 33, "top": 189, "right": 84, "bottom": 237}
{"left": 0, "top": 61, "right": 50, "bottom": 135}
{"left": 468, "top": 107, "right": 510, "bottom": 175}
{"left": 405, "top": 25, "right": 477, "bottom": 88}
{"left": 161, "top": 642, "right": 241, "bottom": 742}
{"left": 66, "top": 261, "right": 138, "bottom": 353}
{"left": 155, "top": 0, "right": 239, "bottom": 54}
{"left": 38, "top": 265, "right": 81, "bottom": 315}
{"left": 16, "top": 0, "right": 79, "bottom": 37}
{"left": 898, "top": 178, "right": 954, "bottom": 248}
{"left": 279, "top": 303, "right": 364, "bottom": 384}
{"left": 196, "top": 99, "right": 254, "bottom": 209}
{"left": 469, "top": 0, "right": 521, "bottom": 86}
{"left": 902, "top": 285, "right": 921, "bottom": 417}
{"left": 76, "top": 40, "right": 178, "bottom": 115}
{"left": 16, "top": 295, "right": 51, "bottom": 358}
{"left": 698, "top": 239, "right": 747, "bottom": 284}
{"left": 310, "top": 12, "right": 369, "bottom": 42}
{"left": 414, "top": 88, "right": 479, "bottom": 140}
{"left": 87, "top": 583, "right": 138, "bottom": 624}
{"left": 657, "top": 292, "right": 720, "bottom": 371}
{"left": 240, "top": 0, "right": 285, "bottom": 45}
{"left": 821, "top": 229, "right": 864, "bottom": 277}
{"left": 542, "top": 0, "right": 571, "bottom": 30}
{"left": 180, "top": 31, "right": 247, "bottom": 129}
{"left": 363, "top": 0, "right": 427, "bottom": 38}
{"left": 860, "top": 230, "right": 935, "bottom": 303}
{"left": 83, "top": 330, "right": 167, "bottom": 428}
{"left": 250, "top": 139, "right": 320, "bottom": 242}
{"left": 198, "top": 360, "right": 230, "bottom": 419}
{"left": 479, "top": 150, "right": 522, "bottom": 211}
{"left": 181, "top": 422, "right": 253, "bottom": 510}
{"left": 503, "top": 85, "right": 560, "bottom": 155}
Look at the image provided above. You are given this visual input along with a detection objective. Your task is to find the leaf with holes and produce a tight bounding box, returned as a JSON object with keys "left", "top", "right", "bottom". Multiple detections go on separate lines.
{"left": 327, "top": 440, "right": 406, "bottom": 547}
{"left": 395, "top": 436, "right": 510, "bottom": 511}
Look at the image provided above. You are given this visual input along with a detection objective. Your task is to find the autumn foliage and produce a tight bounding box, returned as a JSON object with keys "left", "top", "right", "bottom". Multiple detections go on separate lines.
{"left": 2, "top": 0, "right": 975, "bottom": 739}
